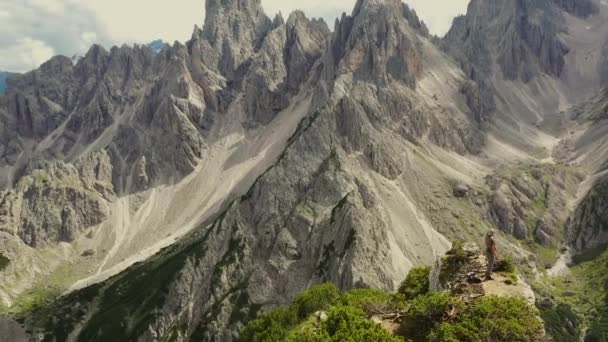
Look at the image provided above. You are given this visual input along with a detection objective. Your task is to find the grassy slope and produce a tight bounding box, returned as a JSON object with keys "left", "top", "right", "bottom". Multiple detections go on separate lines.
{"left": 537, "top": 249, "right": 608, "bottom": 341}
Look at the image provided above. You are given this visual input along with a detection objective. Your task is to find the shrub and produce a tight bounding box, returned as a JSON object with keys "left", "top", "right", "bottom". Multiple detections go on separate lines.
{"left": 0, "top": 253, "right": 10, "bottom": 272}
{"left": 540, "top": 303, "right": 581, "bottom": 342}
{"left": 398, "top": 266, "right": 431, "bottom": 300}
{"left": 286, "top": 325, "right": 329, "bottom": 342}
{"left": 400, "top": 292, "right": 463, "bottom": 341}
{"left": 448, "top": 240, "right": 467, "bottom": 262}
{"left": 585, "top": 321, "right": 608, "bottom": 342}
{"left": 433, "top": 296, "right": 545, "bottom": 342}
{"left": 240, "top": 283, "right": 341, "bottom": 342}
{"left": 323, "top": 305, "right": 402, "bottom": 342}
{"left": 439, "top": 241, "right": 468, "bottom": 286}
{"left": 240, "top": 307, "right": 298, "bottom": 342}
{"left": 293, "top": 283, "right": 341, "bottom": 319}
{"left": 495, "top": 257, "right": 516, "bottom": 273}
{"left": 340, "top": 288, "right": 394, "bottom": 312}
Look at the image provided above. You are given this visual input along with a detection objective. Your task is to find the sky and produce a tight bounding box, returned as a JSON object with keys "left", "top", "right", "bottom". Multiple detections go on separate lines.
{"left": 0, "top": 0, "right": 470, "bottom": 73}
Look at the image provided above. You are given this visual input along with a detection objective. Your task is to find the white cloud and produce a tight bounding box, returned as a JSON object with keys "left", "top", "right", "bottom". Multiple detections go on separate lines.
{"left": 83, "top": 0, "right": 203, "bottom": 44}
{"left": 0, "top": 0, "right": 469, "bottom": 73}
{"left": 0, "top": 0, "right": 112, "bottom": 72}
{"left": 0, "top": 38, "right": 55, "bottom": 72}
{"left": 406, "top": 0, "right": 469, "bottom": 35}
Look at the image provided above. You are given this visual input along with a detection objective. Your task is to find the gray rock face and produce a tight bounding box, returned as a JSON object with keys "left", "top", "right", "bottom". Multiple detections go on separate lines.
{"left": 486, "top": 165, "right": 581, "bottom": 246}
{"left": 201, "top": 0, "right": 273, "bottom": 78}
{"left": 0, "top": 42, "right": 211, "bottom": 195}
{"left": 402, "top": 4, "right": 429, "bottom": 37}
{"left": 241, "top": 11, "right": 330, "bottom": 126}
{"left": 568, "top": 174, "right": 608, "bottom": 255}
{"left": 459, "top": 80, "right": 494, "bottom": 129}
{"left": 553, "top": 0, "right": 597, "bottom": 18}
{"left": 328, "top": 0, "right": 423, "bottom": 88}
{"left": 0, "top": 152, "right": 113, "bottom": 247}
{"left": 444, "top": 0, "right": 569, "bottom": 83}
{"left": 571, "top": 87, "right": 608, "bottom": 122}
{"left": 0, "top": 318, "right": 27, "bottom": 342}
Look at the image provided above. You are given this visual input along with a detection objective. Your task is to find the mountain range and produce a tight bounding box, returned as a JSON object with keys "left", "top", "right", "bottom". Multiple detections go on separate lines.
{"left": 0, "top": 0, "right": 607, "bottom": 340}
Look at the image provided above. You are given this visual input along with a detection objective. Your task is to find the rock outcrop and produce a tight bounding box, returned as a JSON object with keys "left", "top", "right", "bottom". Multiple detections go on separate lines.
{"left": 328, "top": 0, "right": 423, "bottom": 88}
{"left": 430, "top": 242, "right": 536, "bottom": 305}
{"left": 568, "top": 174, "right": 608, "bottom": 255}
{"left": 201, "top": 0, "right": 273, "bottom": 78}
{"left": 240, "top": 11, "right": 330, "bottom": 126}
{"left": 0, "top": 42, "right": 213, "bottom": 194}
{"left": 444, "top": 0, "right": 569, "bottom": 83}
{"left": 0, "top": 152, "right": 113, "bottom": 247}
{"left": 486, "top": 165, "right": 582, "bottom": 246}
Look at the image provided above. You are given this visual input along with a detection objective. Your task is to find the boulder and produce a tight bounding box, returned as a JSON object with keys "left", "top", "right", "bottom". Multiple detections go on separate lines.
{"left": 453, "top": 184, "right": 470, "bottom": 198}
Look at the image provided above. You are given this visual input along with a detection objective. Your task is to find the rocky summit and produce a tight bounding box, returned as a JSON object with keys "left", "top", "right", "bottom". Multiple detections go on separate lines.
{"left": 1, "top": 0, "right": 608, "bottom": 341}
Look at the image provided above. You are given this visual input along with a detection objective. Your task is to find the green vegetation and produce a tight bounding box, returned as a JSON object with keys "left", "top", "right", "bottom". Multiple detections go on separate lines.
{"left": 17, "top": 215, "right": 232, "bottom": 341}
{"left": 432, "top": 296, "right": 544, "bottom": 342}
{"left": 0, "top": 253, "right": 10, "bottom": 272}
{"left": 33, "top": 172, "right": 50, "bottom": 185}
{"left": 319, "top": 306, "right": 401, "bottom": 342}
{"left": 525, "top": 192, "right": 548, "bottom": 237}
{"left": 439, "top": 240, "right": 467, "bottom": 286}
{"left": 0, "top": 259, "right": 78, "bottom": 318}
{"left": 586, "top": 303, "right": 608, "bottom": 342}
{"left": 540, "top": 303, "right": 582, "bottom": 342}
{"left": 240, "top": 284, "right": 401, "bottom": 342}
{"left": 525, "top": 241, "right": 560, "bottom": 268}
{"left": 242, "top": 265, "right": 545, "bottom": 342}
{"left": 6, "top": 286, "right": 62, "bottom": 316}
{"left": 495, "top": 256, "right": 515, "bottom": 273}
{"left": 397, "top": 266, "right": 430, "bottom": 300}
{"left": 293, "top": 283, "right": 341, "bottom": 319}
{"left": 241, "top": 307, "right": 299, "bottom": 342}
{"left": 538, "top": 248, "right": 608, "bottom": 341}
{"left": 494, "top": 256, "right": 518, "bottom": 284}
{"left": 400, "top": 291, "right": 463, "bottom": 340}
{"left": 340, "top": 288, "right": 396, "bottom": 312}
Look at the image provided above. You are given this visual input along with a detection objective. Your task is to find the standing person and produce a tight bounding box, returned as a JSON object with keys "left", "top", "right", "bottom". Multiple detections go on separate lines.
{"left": 485, "top": 230, "right": 497, "bottom": 280}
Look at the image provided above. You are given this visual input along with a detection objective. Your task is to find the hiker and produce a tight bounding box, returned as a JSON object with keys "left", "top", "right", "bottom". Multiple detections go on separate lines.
{"left": 485, "top": 230, "right": 497, "bottom": 280}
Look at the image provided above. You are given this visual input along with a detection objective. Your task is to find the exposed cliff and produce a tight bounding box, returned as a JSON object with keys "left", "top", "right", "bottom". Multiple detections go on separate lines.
{"left": 568, "top": 173, "right": 608, "bottom": 255}
{"left": 444, "top": 0, "right": 569, "bottom": 83}
{"left": 486, "top": 164, "right": 582, "bottom": 247}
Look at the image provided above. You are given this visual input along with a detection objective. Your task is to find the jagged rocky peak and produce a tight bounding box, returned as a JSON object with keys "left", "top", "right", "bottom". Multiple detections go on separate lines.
{"left": 284, "top": 10, "right": 330, "bottom": 85}
{"left": 0, "top": 37, "right": 211, "bottom": 195}
{"left": 330, "top": 0, "right": 423, "bottom": 87}
{"left": 75, "top": 44, "right": 111, "bottom": 78}
{"left": 239, "top": 9, "right": 330, "bottom": 126}
{"left": 201, "top": 0, "right": 273, "bottom": 77}
{"left": 402, "top": 3, "right": 429, "bottom": 37}
{"left": 0, "top": 151, "right": 113, "bottom": 248}
{"left": 444, "top": 0, "right": 570, "bottom": 83}
{"left": 1, "top": 57, "right": 79, "bottom": 143}
{"left": 272, "top": 12, "right": 285, "bottom": 28}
